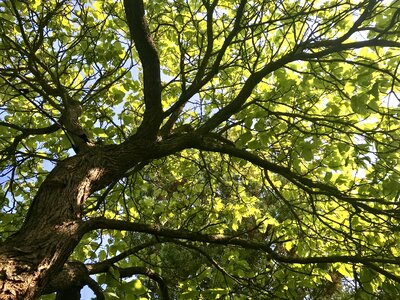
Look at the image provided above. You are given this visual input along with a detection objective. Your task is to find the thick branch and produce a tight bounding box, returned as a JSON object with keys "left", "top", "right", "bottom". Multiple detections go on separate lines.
{"left": 43, "top": 262, "right": 88, "bottom": 294}
{"left": 190, "top": 136, "right": 397, "bottom": 215}
{"left": 198, "top": 35, "right": 400, "bottom": 134}
{"left": 197, "top": 52, "right": 297, "bottom": 134}
{"left": 84, "top": 217, "right": 400, "bottom": 269}
{"left": 85, "top": 277, "right": 105, "bottom": 300}
{"left": 119, "top": 267, "right": 170, "bottom": 300}
{"left": 59, "top": 99, "right": 91, "bottom": 152}
{"left": 124, "top": 0, "right": 163, "bottom": 140}
{"left": 44, "top": 262, "right": 105, "bottom": 300}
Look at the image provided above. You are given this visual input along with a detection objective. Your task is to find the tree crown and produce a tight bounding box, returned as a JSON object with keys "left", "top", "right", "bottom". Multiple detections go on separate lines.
{"left": 0, "top": 0, "right": 399, "bottom": 299}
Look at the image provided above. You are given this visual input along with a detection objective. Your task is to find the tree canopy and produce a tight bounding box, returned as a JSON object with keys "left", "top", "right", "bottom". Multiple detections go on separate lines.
{"left": 0, "top": 0, "right": 399, "bottom": 299}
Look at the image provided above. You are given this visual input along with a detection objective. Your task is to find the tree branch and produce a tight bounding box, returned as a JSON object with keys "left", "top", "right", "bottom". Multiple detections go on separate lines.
{"left": 363, "top": 262, "right": 400, "bottom": 284}
{"left": 119, "top": 266, "right": 170, "bottom": 300}
{"left": 190, "top": 136, "right": 398, "bottom": 216}
{"left": 302, "top": 0, "right": 378, "bottom": 48}
{"left": 197, "top": 32, "right": 400, "bottom": 135}
{"left": 169, "top": 240, "right": 240, "bottom": 283}
{"left": 43, "top": 262, "right": 88, "bottom": 295}
{"left": 86, "top": 241, "right": 159, "bottom": 274}
{"left": 84, "top": 217, "right": 400, "bottom": 267}
{"left": 0, "top": 122, "right": 60, "bottom": 136}
{"left": 163, "top": 0, "right": 247, "bottom": 120}
{"left": 197, "top": 52, "right": 297, "bottom": 134}
{"left": 84, "top": 276, "right": 105, "bottom": 300}
{"left": 124, "top": 0, "right": 163, "bottom": 140}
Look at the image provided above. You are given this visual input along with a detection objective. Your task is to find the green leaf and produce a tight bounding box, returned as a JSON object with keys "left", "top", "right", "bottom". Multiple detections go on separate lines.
{"left": 237, "top": 131, "right": 253, "bottom": 147}
{"left": 368, "top": 81, "right": 380, "bottom": 100}
{"left": 351, "top": 94, "right": 369, "bottom": 114}
{"left": 1, "top": 1, "right": 400, "bottom": 299}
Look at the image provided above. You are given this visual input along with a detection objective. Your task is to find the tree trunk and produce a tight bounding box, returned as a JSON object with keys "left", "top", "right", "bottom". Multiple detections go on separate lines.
{"left": 55, "top": 287, "right": 81, "bottom": 300}
{"left": 0, "top": 145, "right": 115, "bottom": 299}
{"left": 0, "top": 157, "right": 88, "bottom": 298}
{"left": 0, "top": 133, "right": 194, "bottom": 299}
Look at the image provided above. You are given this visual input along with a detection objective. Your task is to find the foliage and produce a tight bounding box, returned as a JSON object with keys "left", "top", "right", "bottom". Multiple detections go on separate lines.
{"left": 0, "top": 0, "right": 400, "bottom": 299}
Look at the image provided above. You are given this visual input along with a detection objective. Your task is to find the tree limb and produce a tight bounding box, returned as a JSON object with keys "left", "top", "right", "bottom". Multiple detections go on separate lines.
{"left": 84, "top": 276, "right": 105, "bottom": 300}
{"left": 84, "top": 217, "right": 400, "bottom": 268}
{"left": 119, "top": 266, "right": 170, "bottom": 300}
{"left": 124, "top": 0, "right": 163, "bottom": 140}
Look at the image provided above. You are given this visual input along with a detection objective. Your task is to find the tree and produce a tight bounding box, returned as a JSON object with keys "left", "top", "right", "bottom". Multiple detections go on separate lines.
{"left": 0, "top": 0, "right": 399, "bottom": 298}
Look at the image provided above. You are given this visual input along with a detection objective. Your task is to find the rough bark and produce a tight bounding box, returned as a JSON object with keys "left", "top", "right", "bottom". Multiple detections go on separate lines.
{"left": 0, "top": 148, "right": 103, "bottom": 299}
{"left": 0, "top": 130, "right": 196, "bottom": 299}
{"left": 0, "top": 140, "right": 146, "bottom": 298}
{"left": 1, "top": 0, "right": 395, "bottom": 297}
{"left": 0, "top": 127, "right": 395, "bottom": 298}
{"left": 0, "top": 0, "right": 179, "bottom": 293}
